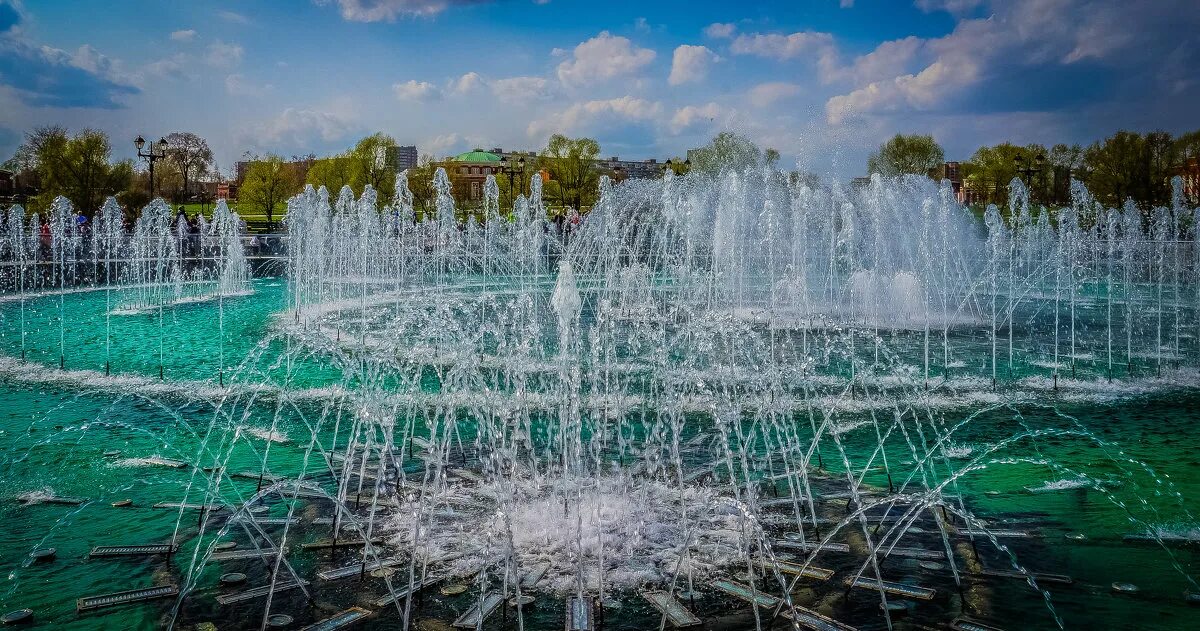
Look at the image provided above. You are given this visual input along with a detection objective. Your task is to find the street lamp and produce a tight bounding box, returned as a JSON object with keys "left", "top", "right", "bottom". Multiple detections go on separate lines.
{"left": 1014, "top": 152, "right": 1045, "bottom": 202}
{"left": 135, "top": 135, "right": 169, "bottom": 199}
{"left": 500, "top": 155, "right": 526, "bottom": 211}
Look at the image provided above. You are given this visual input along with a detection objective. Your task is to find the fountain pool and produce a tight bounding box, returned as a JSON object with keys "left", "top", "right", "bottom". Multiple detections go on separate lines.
{"left": 0, "top": 170, "right": 1198, "bottom": 630}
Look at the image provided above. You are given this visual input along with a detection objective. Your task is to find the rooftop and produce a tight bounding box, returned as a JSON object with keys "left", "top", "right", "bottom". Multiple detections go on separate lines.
{"left": 452, "top": 149, "right": 502, "bottom": 163}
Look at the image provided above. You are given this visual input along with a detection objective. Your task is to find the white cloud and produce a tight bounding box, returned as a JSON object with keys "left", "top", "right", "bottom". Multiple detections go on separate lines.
{"left": 914, "top": 0, "right": 984, "bottom": 15}
{"left": 143, "top": 54, "right": 190, "bottom": 80}
{"left": 633, "top": 17, "right": 650, "bottom": 33}
{"left": 225, "top": 73, "right": 272, "bottom": 97}
{"left": 824, "top": 35, "right": 924, "bottom": 85}
{"left": 251, "top": 108, "right": 353, "bottom": 148}
{"left": 67, "top": 44, "right": 139, "bottom": 87}
{"left": 840, "top": 0, "right": 855, "bottom": 7}
{"left": 556, "top": 31, "right": 656, "bottom": 87}
{"left": 825, "top": 59, "right": 971, "bottom": 124}
{"left": 451, "top": 71, "right": 485, "bottom": 94}
{"left": 217, "top": 10, "right": 249, "bottom": 24}
{"left": 704, "top": 22, "right": 736, "bottom": 39}
{"left": 424, "top": 133, "right": 462, "bottom": 157}
{"left": 491, "top": 76, "right": 552, "bottom": 103}
{"left": 669, "top": 102, "right": 726, "bottom": 134}
{"left": 321, "top": 0, "right": 485, "bottom": 22}
{"left": 169, "top": 29, "right": 196, "bottom": 42}
{"left": 668, "top": 45, "right": 718, "bottom": 86}
{"left": 392, "top": 79, "right": 441, "bottom": 101}
{"left": 529, "top": 96, "right": 661, "bottom": 138}
{"left": 206, "top": 41, "right": 243, "bottom": 67}
{"left": 730, "top": 30, "right": 835, "bottom": 61}
{"left": 748, "top": 82, "right": 801, "bottom": 107}
{"left": 822, "top": 0, "right": 1170, "bottom": 125}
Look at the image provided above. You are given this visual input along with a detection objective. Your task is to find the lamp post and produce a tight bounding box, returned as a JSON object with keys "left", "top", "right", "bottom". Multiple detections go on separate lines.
{"left": 1014, "top": 152, "right": 1045, "bottom": 203}
{"left": 499, "top": 155, "right": 526, "bottom": 211}
{"left": 135, "top": 135, "right": 169, "bottom": 199}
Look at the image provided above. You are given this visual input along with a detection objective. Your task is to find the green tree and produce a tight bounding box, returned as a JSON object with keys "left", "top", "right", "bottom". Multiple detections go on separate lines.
{"left": 540, "top": 134, "right": 601, "bottom": 211}
{"left": 1175, "top": 130, "right": 1200, "bottom": 161}
{"left": 14, "top": 126, "right": 133, "bottom": 216}
{"left": 405, "top": 155, "right": 438, "bottom": 220}
{"left": 306, "top": 153, "right": 354, "bottom": 196}
{"left": 163, "top": 132, "right": 213, "bottom": 202}
{"left": 1045, "top": 143, "right": 1083, "bottom": 205}
{"left": 687, "top": 132, "right": 770, "bottom": 175}
{"left": 348, "top": 133, "right": 398, "bottom": 200}
{"left": 962, "top": 143, "right": 1048, "bottom": 208}
{"left": 239, "top": 154, "right": 302, "bottom": 225}
{"left": 867, "top": 133, "right": 944, "bottom": 178}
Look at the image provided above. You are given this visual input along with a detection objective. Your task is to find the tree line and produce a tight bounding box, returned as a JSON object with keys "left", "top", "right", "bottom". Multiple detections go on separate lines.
{"left": 867, "top": 129, "right": 1200, "bottom": 209}
{"left": 2, "top": 126, "right": 216, "bottom": 216}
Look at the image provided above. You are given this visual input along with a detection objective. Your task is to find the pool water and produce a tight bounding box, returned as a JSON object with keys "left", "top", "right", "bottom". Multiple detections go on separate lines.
{"left": 1, "top": 278, "right": 1198, "bottom": 630}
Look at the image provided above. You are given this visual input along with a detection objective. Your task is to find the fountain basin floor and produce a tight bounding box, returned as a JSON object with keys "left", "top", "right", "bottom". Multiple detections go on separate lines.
{"left": 0, "top": 278, "right": 1198, "bottom": 630}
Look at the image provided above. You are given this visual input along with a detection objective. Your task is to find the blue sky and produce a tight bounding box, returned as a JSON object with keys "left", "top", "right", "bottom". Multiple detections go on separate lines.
{"left": 1, "top": 0, "right": 1197, "bottom": 179}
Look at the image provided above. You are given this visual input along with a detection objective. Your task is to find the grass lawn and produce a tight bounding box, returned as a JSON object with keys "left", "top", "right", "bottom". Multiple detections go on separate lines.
{"left": 176, "top": 202, "right": 285, "bottom": 229}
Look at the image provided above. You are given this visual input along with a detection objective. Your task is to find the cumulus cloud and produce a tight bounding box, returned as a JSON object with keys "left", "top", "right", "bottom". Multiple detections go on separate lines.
{"left": 821, "top": 0, "right": 1200, "bottom": 125}
{"left": 556, "top": 31, "right": 655, "bottom": 87}
{"left": 529, "top": 96, "right": 661, "bottom": 138}
{"left": 217, "top": 10, "right": 249, "bottom": 24}
{"left": 423, "top": 132, "right": 463, "bottom": 157}
{"left": 703, "top": 22, "right": 736, "bottom": 39}
{"left": 319, "top": 0, "right": 489, "bottom": 21}
{"left": 668, "top": 45, "right": 718, "bottom": 86}
{"left": 748, "top": 82, "right": 801, "bottom": 107}
{"left": 225, "top": 73, "right": 272, "bottom": 97}
{"left": 669, "top": 102, "right": 725, "bottom": 134}
{"left": 914, "top": 0, "right": 984, "bottom": 15}
{"left": 451, "top": 71, "right": 485, "bottom": 94}
{"left": 170, "top": 29, "right": 196, "bottom": 42}
{"left": 490, "top": 75, "right": 552, "bottom": 103}
{"left": 206, "top": 41, "right": 243, "bottom": 67}
{"left": 0, "top": 34, "right": 140, "bottom": 108}
{"left": 393, "top": 79, "right": 441, "bottom": 101}
{"left": 251, "top": 107, "right": 354, "bottom": 148}
{"left": 730, "top": 30, "right": 835, "bottom": 61}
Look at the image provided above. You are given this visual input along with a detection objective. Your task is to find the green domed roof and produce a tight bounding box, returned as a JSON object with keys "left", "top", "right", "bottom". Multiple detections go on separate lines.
{"left": 452, "top": 149, "right": 502, "bottom": 162}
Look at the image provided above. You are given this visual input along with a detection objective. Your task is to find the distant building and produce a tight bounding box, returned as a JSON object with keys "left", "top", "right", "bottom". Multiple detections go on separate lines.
{"left": 217, "top": 181, "right": 239, "bottom": 200}
{"left": 387, "top": 145, "right": 418, "bottom": 172}
{"left": 599, "top": 155, "right": 662, "bottom": 180}
{"left": 0, "top": 168, "right": 36, "bottom": 204}
{"left": 447, "top": 149, "right": 504, "bottom": 201}
{"left": 959, "top": 177, "right": 987, "bottom": 206}
{"left": 1175, "top": 156, "right": 1200, "bottom": 205}
{"left": 942, "top": 161, "right": 963, "bottom": 200}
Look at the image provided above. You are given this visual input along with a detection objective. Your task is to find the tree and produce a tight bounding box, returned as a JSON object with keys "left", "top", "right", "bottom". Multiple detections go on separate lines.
{"left": 867, "top": 134, "right": 944, "bottom": 178}
{"left": 405, "top": 155, "right": 438, "bottom": 220}
{"left": 688, "top": 132, "right": 770, "bottom": 174}
{"left": 348, "top": 133, "right": 398, "bottom": 200}
{"left": 1175, "top": 130, "right": 1200, "bottom": 161}
{"left": 163, "top": 132, "right": 213, "bottom": 202}
{"left": 962, "top": 142, "right": 1048, "bottom": 208}
{"left": 306, "top": 153, "right": 354, "bottom": 196}
{"left": 239, "top": 155, "right": 302, "bottom": 225}
{"left": 539, "top": 134, "right": 601, "bottom": 212}
{"left": 13, "top": 126, "right": 133, "bottom": 215}
{"left": 1078, "top": 130, "right": 1173, "bottom": 209}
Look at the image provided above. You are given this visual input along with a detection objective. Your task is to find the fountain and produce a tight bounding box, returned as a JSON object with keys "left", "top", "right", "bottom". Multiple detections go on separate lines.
{"left": 0, "top": 167, "right": 1197, "bottom": 630}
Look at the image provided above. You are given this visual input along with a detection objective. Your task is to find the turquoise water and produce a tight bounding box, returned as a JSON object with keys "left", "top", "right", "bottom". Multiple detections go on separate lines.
{"left": 1, "top": 279, "right": 1198, "bottom": 630}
